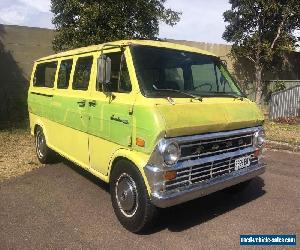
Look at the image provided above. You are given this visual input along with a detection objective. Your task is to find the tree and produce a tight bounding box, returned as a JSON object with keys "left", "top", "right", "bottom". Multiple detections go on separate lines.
{"left": 51, "top": 0, "right": 181, "bottom": 52}
{"left": 223, "top": 0, "right": 300, "bottom": 104}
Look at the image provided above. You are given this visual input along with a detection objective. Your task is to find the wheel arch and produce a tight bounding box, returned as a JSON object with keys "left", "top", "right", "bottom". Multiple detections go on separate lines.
{"left": 108, "top": 149, "right": 151, "bottom": 194}
{"left": 32, "top": 119, "right": 50, "bottom": 143}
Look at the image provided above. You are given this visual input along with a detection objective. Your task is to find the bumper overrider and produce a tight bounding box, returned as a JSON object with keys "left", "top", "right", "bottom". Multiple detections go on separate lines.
{"left": 144, "top": 126, "right": 266, "bottom": 208}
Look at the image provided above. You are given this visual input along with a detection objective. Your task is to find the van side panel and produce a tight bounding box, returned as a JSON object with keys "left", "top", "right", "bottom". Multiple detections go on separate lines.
{"left": 28, "top": 91, "right": 54, "bottom": 122}
{"left": 49, "top": 54, "right": 95, "bottom": 167}
{"left": 28, "top": 60, "right": 58, "bottom": 123}
{"left": 28, "top": 48, "right": 164, "bottom": 191}
{"left": 88, "top": 48, "right": 136, "bottom": 175}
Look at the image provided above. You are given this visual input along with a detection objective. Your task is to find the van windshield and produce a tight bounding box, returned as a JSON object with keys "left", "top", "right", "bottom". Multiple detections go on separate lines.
{"left": 130, "top": 45, "right": 243, "bottom": 98}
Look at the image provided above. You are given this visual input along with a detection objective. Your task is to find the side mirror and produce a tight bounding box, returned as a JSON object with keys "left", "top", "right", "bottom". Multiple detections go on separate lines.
{"left": 221, "top": 59, "right": 228, "bottom": 68}
{"left": 97, "top": 55, "right": 111, "bottom": 90}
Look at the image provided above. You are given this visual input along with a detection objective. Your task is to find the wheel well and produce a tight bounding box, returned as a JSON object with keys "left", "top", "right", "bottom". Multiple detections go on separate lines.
{"left": 109, "top": 156, "right": 135, "bottom": 181}
{"left": 34, "top": 124, "right": 42, "bottom": 135}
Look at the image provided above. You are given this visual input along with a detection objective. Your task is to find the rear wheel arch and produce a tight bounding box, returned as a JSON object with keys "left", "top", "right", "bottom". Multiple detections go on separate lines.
{"left": 34, "top": 124, "right": 56, "bottom": 164}
{"left": 33, "top": 122, "right": 49, "bottom": 142}
{"left": 34, "top": 124, "right": 42, "bottom": 135}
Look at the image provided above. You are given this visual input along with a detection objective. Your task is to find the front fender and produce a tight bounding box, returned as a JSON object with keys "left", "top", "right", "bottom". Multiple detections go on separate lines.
{"left": 108, "top": 148, "right": 152, "bottom": 194}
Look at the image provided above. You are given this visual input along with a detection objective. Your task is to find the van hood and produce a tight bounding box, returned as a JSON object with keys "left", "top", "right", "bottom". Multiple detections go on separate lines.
{"left": 155, "top": 98, "right": 264, "bottom": 137}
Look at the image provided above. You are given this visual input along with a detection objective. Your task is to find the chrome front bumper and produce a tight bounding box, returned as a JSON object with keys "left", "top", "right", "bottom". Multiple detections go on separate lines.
{"left": 148, "top": 163, "right": 265, "bottom": 208}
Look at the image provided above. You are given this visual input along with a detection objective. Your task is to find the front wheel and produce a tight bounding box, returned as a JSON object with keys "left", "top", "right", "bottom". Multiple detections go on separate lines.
{"left": 110, "top": 160, "right": 158, "bottom": 233}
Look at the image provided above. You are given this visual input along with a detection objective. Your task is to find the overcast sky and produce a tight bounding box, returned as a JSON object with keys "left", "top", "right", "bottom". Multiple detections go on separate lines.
{"left": 0, "top": 0, "right": 231, "bottom": 44}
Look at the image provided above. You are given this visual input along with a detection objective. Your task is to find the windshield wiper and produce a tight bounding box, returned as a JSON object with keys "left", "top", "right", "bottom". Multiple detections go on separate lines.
{"left": 222, "top": 93, "right": 244, "bottom": 101}
{"left": 209, "top": 92, "right": 244, "bottom": 101}
{"left": 153, "top": 88, "right": 203, "bottom": 101}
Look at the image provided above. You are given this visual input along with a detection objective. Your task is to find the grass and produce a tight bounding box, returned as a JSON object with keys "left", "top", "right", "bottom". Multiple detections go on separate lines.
{"left": 264, "top": 119, "right": 300, "bottom": 146}
{"left": 0, "top": 128, "right": 41, "bottom": 183}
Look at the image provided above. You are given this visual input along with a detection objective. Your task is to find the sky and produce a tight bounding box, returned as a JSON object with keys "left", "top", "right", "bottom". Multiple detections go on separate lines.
{"left": 0, "top": 0, "right": 231, "bottom": 44}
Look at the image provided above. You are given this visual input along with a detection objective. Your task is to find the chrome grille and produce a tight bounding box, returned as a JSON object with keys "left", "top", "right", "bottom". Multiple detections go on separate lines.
{"left": 165, "top": 153, "right": 258, "bottom": 191}
{"left": 179, "top": 133, "right": 253, "bottom": 160}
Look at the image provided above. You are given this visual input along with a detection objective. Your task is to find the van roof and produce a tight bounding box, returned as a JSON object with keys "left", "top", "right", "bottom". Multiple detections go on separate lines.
{"left": 36, "top": 40, "right": 217, "bottom": 62}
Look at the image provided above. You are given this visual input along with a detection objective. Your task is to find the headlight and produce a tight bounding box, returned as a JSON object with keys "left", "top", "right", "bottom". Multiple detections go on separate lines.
{"left": 158, "top": 141, "right": 180, "bottom": 165}
{"left": 253, "top": 128, "right": 265, "bottom": 148}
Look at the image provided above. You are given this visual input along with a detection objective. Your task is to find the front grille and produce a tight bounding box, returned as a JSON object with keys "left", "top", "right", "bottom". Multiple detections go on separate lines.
{"left": 179, "top": 132, "right": 253, "bottom": 160}
{"left": 166, "top": 153, "right": 258, "bottom": 191}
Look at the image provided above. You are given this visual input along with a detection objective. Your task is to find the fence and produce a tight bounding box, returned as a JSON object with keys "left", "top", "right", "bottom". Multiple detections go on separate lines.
{"left": 269, "top": 85, "right": 300, "bottom": 120}
{"left": 266, "top": 80, "right": 300, "bottom": 92}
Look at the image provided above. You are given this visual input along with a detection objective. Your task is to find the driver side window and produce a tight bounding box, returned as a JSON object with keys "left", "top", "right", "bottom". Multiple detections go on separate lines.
{"left": 99, "top": 51, "right": 132, "bottom": 93}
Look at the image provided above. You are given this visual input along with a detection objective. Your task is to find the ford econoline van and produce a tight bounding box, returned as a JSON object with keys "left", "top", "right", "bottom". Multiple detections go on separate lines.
{"left": 28, "top": 40, "right": 265, "bottom": 232}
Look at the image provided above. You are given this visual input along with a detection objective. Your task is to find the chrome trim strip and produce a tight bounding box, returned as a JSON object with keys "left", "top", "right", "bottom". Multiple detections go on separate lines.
{"left": 166, "top": 179, "right": 190, "bottom": 189}
{"left": 174, "top": 146, "right": 254, "bottom": 170}
{"left": 180, "top": 143, "right": 252, "bottom": 160}
{"left": 174, "top": 163, "right": 233, "bottom": 181}
{"left": 180, "top": 134, "right": 253, "bottom": 148}
{"left": 175, "top": 126, "right": 261, "bottom": 144}
{"left": 150, "top": 163, "right": 265, "bottom": 208}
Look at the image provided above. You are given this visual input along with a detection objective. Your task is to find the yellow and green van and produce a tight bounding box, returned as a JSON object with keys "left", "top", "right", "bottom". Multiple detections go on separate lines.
{"left": 28, "top": 40, "right": 265, "bottom": 232}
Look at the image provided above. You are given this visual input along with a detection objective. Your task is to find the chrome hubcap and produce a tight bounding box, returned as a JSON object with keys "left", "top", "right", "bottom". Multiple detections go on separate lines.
{"left": 115, "top": 173, "right": 138, "bottom": 217}
{"left": 36, "top": 131, "right": 46, "bottom": 158}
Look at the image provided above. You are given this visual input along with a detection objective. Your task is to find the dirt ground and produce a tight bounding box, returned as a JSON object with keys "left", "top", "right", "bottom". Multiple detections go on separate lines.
{"left": 0, "top": 129, "right": 41, "bottom": 182}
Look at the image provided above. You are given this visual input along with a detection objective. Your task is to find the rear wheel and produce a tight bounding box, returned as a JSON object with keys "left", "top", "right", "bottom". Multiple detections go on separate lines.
{"left": 35, "top": 127, "right": 55, "bottom": 164}
{"left": 110, "top": 159, "right": 158, "bottom": 233}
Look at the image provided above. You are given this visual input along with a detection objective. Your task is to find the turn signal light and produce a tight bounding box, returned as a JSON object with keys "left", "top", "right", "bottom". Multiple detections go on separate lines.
{"left": 136, "top": 137, "right": 145, "bottom": 147}
{"left": 253, "top": 149, "right": 261, "bottom": 158}
{"left": 164, "top": 171, "right": 177, "bottom": 180}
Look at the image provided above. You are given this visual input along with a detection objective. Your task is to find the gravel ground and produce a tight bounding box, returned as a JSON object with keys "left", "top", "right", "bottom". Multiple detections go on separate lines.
{"left": 0, "top": 129, "right": 41, "bottom": 182}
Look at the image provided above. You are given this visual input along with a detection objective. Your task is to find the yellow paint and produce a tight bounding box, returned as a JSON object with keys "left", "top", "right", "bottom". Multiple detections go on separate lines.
{"left": 154, "top": 98, "right": 264, "bottom": 137}
{"left": 28, "top": 40, "right": 264, "bottom": 195}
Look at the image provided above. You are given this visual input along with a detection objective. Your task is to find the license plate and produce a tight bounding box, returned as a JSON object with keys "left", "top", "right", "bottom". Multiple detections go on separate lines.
{"left": 234, "top": 156, "right": 251, "bottom": 171}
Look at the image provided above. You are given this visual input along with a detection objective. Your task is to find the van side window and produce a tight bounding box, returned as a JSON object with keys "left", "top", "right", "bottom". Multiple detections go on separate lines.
{"left": 57, "top": 59, "right": 73, "bottom": 89}
{"left": 73, "top": 56, "right": 93, "bottom": 90}
{"left": 99, "top": 52, "right": 132, "bottom": 93}
{"left": 34, "top": 61, "right": 57, "bottom": 87}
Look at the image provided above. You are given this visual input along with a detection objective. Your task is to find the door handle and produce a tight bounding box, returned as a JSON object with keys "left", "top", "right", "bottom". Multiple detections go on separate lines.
{"left": 88, "top": 100, "right": 97, "bottom": 107}
{"left": 77, "top": 100, "right": 86, "bottom": 107}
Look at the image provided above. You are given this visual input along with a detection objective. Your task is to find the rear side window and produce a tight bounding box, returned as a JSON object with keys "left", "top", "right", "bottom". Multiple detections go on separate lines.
{"left": 34, "top": 61, "right": 57, "bottom": 87}
{"left": 57, "top": 59, "right": 73, "bottom": 89}
{"left": 73, "top": 56, "right": 93, "bottom": 90}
